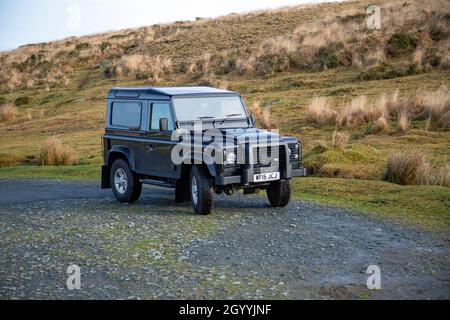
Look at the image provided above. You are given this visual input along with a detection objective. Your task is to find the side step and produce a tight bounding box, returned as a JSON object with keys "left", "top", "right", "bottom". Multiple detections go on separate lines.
{"left": 140, "top": 178, "right": 176, "bottom": 189}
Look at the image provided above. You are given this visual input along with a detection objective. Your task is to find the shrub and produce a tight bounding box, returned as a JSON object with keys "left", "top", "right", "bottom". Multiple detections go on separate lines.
{"left": 386, "top": 32, "right": 419, "bottom": 57}
{"left": 314, "top": 44, "right": 341, "bottom": 69}
{"left": 14, "top": 96, "right": 31, "bottom": 105}
{"left": 75, "top": 42, "right": 90, "bottom": 51}
{"left": 359, "top": 63, "right": 419, "bottom": 80}
{"left": 254, "top": 51, "right": 291, "bottom": 76}
{"left": 331, "top": 131, "right": 349, "bottom": 149}
{"left": 37, "top": 136, "right": 77, "bottom": 166}
{"left": 306, "top": 97, "right": 337, "bottom": 125}
{"left": 0, "top": 103, "right": 18, "bottom": 122}
{"left": 99, "top": 42, "right": 111, "bottom": 53}
{"left": 100, "top": 60, "right": 116, "bottom": 78}
{"left": 383, "top": 152, "right": 426, "bottom": 185}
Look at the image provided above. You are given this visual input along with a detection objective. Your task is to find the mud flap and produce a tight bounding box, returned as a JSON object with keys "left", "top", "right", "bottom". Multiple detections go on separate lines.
{"left": 101, "top": 165, "right": 111, "bottom": 189}
{"left": 175, "top": 179, "right": 190, "bottom": 203}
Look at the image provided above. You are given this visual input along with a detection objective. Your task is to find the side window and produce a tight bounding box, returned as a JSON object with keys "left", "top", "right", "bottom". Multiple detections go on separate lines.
{"left": 150, "top": 102, "right": 174, "bottom": 131}
{"left": 111, "top": 102, "right": 141, "bottom": 128}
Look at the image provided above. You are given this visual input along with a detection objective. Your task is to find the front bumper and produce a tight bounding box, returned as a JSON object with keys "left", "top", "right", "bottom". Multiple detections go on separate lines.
{"left": 215, "top": 166, "right": 308, "bottom": 186}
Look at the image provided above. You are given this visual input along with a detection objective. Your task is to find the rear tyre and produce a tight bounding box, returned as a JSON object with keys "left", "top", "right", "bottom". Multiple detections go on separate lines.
{"left": 110, "top": 159, "right": 142, "bottom": 203}
{"left": 190, "top": 166, "right": 213, "bottom": 215}
{"left": 267, "top": 180, "right": 291, "bottom": 207}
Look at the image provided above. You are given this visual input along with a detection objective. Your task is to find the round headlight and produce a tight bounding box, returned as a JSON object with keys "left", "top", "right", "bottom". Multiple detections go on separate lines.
{"left": 225, "top": 152, "right": 236, "bottom": 165}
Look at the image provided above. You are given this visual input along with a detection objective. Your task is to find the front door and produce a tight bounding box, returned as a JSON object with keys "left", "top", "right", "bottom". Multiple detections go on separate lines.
{"left": 144, "top": 101, "right": 176, "bottom": 177}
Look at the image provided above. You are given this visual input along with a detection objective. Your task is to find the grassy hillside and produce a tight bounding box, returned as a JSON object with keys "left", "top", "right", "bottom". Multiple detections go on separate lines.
{"left": 0, "top": 0, "right": 449, "bottom": 230}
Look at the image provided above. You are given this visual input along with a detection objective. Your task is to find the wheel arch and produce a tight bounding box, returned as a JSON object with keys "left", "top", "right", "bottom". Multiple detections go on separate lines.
{"left": 182, "top": 152, "right": 216, "bottom": 179}
{"left": 107, "top": 145, "right": 136, "bottom": 172}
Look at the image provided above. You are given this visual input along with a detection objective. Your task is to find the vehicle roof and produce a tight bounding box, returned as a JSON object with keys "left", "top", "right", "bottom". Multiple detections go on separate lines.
{"left": 107, "top": 86, "right": 237, "bottom": 99}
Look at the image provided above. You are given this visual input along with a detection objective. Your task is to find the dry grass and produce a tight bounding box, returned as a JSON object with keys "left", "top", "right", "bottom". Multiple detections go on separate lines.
{"left": 384, "top": 152, "right": 450, "bottom": 187}
{"left": 306, "top": 97, "right": 337, "bottom": 125}
{"left": 0, "top": 103, "right": 18, "bottom": 122}
{"left": 416, "top": 163, "right": 450, "bottom": 188}
{"left": 306, "top": 86, "right": 449, "bottom": 131}
{"left": 37, "top": 136, "right": 77, "bottom": 166}
{"left": 339, "top": 94, "right": 388, "bottom": 128}
{"left": 384, "top": 152, "right": 426, "bottom": 185}
{"left": 422, "top": 86, "right": 450, "bottom": 125}
{"left": 115, "top": 54, "right": 172, "bottom": 83}
{"left": 397, "top": 111, "right": 410, "bottom": 133}
{"left": 373, "top": 116, "right": 390, "bottom": 133}
{"left": 331, "top": 131, "right": 349, "bottom": 149}
{"left": 247, "top": 101, "right": 272, "bottom": 129}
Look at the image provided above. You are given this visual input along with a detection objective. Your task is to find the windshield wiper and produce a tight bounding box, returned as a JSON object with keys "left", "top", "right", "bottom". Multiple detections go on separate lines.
{"left": 196, "top": 116, "right": 215, "bottom": 120}
{"left": 215, "top": 114, "right": 244, "bottom": 125}
{"left": 225, "top": 113, "right": 242, "bottom": 118}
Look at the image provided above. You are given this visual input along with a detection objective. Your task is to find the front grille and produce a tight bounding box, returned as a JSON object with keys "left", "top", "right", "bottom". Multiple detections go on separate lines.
{"left": 252, "top": 145, "right": 286, "bottom": 168}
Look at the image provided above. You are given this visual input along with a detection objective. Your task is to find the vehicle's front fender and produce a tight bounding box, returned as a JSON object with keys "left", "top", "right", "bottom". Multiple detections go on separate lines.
{"left": 182, "top": 151, "right": 217, "bottom": 177}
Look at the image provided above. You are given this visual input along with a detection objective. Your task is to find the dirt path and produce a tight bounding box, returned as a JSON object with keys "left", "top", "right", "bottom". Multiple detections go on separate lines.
{"left": 0, "top": 179, "right": 448, "bottom": 299}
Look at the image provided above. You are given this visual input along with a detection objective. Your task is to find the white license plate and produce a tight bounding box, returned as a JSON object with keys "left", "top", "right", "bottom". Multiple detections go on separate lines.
{"left": 253, "top": 172, "right": 280, "bottom": 182}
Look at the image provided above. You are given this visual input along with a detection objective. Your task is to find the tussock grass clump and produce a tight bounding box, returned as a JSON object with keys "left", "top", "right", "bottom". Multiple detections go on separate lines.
{"left": 306, "top": 97, "right": 337, "bottom": 125}
{"left": 0, "top": 153, "right": 21, "bottom": 168}
{"left": 422, "top": 86, "right": 450, "bottom": 126}
{"left": 383, "top": 152, "right": 426, "bottom": 185}
{"left": 0, "top": 103, "right": 18, "bottom": 122}
{"left": 416, "top": 163, "right": 450, "bottom": 188}
{"left": 373, "top": 116, "right": 390, "bottom": 134}
{"left": 37, "top": 136, "right": 77, "bottom": 166}
{"left": 397, "top": 111, "right": 410, "bottom": 134}
{"left": 384, "top": 152, "right": 450, "bottom": 187}
{"left": 331, "top": 131, "right": 349, "bottom": 149}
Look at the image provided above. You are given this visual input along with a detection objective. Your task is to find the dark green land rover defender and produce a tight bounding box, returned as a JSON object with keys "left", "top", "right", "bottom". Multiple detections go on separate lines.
{"left": 101, "top": 86, "right": 306, "bottom": 214}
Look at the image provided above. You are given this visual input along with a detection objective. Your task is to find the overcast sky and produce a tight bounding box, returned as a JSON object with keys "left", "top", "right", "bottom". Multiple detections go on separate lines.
{"left": 0, "top": 0, "right": 336, "bottom": 51}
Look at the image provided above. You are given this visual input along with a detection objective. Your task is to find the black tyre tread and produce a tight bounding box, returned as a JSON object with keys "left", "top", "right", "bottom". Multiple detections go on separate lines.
{"left": 267, "top": 180, "right": 291, "bottom": 207}
{"left": 191, "top": 166, "right": 213, "bottom": 215}
{"left": 110, "top": 159, "right": 142, "bottom": 203}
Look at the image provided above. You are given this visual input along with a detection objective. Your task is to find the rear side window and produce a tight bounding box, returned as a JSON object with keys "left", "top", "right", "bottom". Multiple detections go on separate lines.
{"left": 150, "top": 102, "right": 174, "bottom": 131}
{"left": 111, "top": 102, "right": 142, "bottom": 128}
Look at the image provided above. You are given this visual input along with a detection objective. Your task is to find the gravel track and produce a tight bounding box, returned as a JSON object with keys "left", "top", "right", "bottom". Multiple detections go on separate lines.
{"left": 0, "top": 179, "right": 448, "bottom": 299}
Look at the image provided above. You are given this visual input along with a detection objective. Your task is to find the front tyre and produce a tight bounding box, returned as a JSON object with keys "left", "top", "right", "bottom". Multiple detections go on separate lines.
{"left": 110, "top": 159, "right": 142, "bottom": 203}
{"left": 267, "top": 180, "right": 291, "bottom": 207}
{"left": 190, "top": 166, "right": 213, "bottom": 215}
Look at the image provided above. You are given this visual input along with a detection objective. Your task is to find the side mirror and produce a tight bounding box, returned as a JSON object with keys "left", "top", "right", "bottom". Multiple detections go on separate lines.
{"left": 159, "top": 118, "right": 168, "bottom": 131}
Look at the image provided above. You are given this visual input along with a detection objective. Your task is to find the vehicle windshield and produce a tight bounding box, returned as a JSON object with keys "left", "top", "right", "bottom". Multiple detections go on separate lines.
{"left": 173, "top": 96, "right": 247, "bottom": 122}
